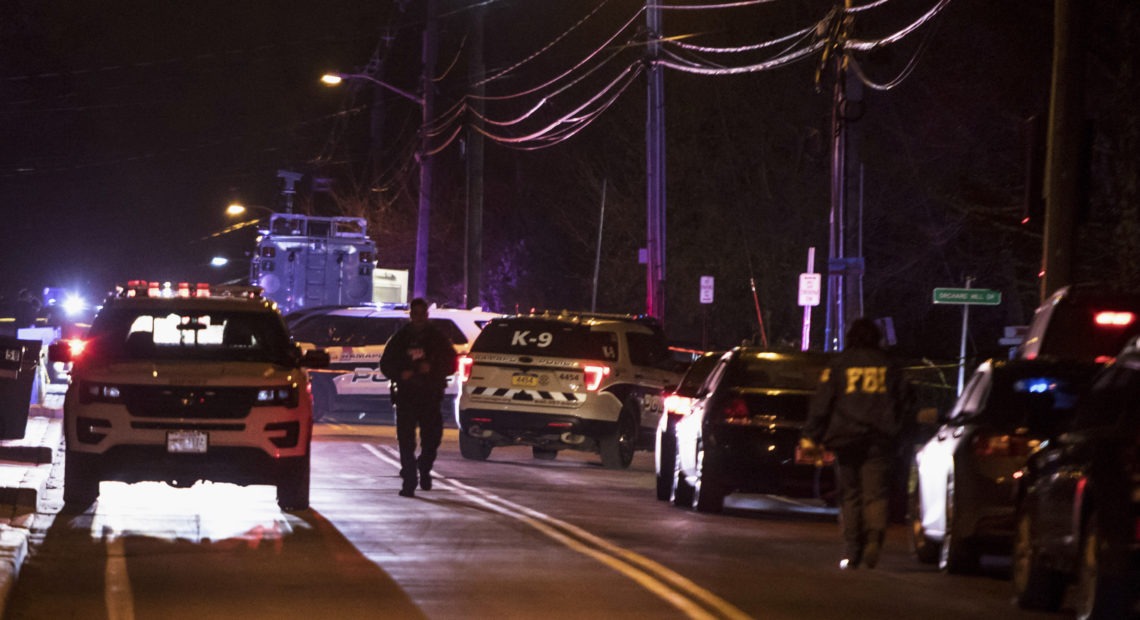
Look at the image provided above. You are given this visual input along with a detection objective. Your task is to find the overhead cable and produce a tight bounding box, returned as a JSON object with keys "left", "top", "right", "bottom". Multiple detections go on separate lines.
{"left": 844, "top": 0, "right": 952, "bottom": 51}
{"left": 650, "top": 0, "right": 784, "bottom": 10}
{"left": 664, "top": 23, "right": 817, "bottom": 54}
{"left": 475, "top": 0, "right": 620, "bottom": 87}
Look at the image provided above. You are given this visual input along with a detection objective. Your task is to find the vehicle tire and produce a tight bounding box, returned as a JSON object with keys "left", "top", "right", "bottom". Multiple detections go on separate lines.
{"left": 1073, "top": 513, "right": 1131, "bottom": 620}
{"left": 1012, "top": 511, "right": 1063, "bottom": 611}
{"left": 939, "top": 479, "right": 980, "bottom": 574}
{"left": 63, "top": 450, "right": 100, "bottom": 507}
{"left": 276, "top": 452, "right": 311, "bottom": 511}
{"left": 459, "top": 432, "right": 493, "bottom": 461}
{"left": 671, "top": 440, "right": 694, "bottom": 508}
{"left": 909, "top": 470, "right": 940, "bottom": 564}
{"left": 693, "top": 439, "right": 725, "bottom": 513}
{"left": 599, "top": 401, "right": 637, "bottom": 470}
{"left": 532, "top": 447, "right": 558, "bottom": 460}
{"left": 655, "top": 425, "right": 676, "bottom": 501}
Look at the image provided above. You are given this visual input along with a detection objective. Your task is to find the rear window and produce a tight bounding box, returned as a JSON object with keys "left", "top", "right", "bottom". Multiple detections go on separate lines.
{"left": 725, "top": 353, "right": 831, "bottom": 391}
{"left": 1038, "top": 301, "right": 1140, "bottom": 362}
{"left": 471, "top": 319, "right": 619, "bottom": 362}
{"left": 981, "top": 366, "right": 1097, "bottom": 434}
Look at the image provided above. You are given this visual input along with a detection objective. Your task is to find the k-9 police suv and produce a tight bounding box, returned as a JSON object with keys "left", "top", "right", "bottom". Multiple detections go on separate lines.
{"left": 50, "top": 281, "right": 329, "bottom": 510}
{"left": 457, "top": 311, "right": 683, "bottom": 469}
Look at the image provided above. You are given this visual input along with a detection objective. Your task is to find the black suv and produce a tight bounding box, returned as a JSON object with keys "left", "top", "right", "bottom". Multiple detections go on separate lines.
{"left": 1012, "top": 339, "right": 1140, "bottom": 617}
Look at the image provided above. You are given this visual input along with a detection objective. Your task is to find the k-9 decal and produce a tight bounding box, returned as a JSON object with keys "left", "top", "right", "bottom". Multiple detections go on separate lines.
{"left": 510, "top": 330, "right": 554, "bottom": 347}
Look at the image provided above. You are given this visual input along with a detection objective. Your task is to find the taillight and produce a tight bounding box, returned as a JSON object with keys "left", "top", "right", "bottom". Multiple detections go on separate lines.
{"left": 664, "top": 393, "right": 695, "bottom": 416}
{"left": 583, "top": 365, "right": 610, "bottom": 391}
{"left": 66, "top": 338, "right": 87, "bottom": 358}
{"left": 1094, "top": 311, "right": 1135, "bottom": 327}
{"left": 722, "top": 397, "right": 750, "bottom": 421}
{"left": 971, "top": 432, "right": 1037, "bottom": 457}
{"left": 458, "top": 355, "right": 474, "bottom": 383}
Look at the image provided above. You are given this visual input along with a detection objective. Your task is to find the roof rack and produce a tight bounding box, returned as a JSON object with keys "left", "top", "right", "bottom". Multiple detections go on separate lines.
{"left": 518, "top": 308, "right": 660, "bottom": 326}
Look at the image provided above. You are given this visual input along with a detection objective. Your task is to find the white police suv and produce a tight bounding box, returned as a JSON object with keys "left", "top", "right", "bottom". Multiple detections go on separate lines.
{"left": 290, "top": 305, "right": 500, "bottom": 422}
{"left": 457, "top": 311, "right": 683, "bottom": 469}
{"left": 51, "top": 281, "right": 329, "bottom": 510}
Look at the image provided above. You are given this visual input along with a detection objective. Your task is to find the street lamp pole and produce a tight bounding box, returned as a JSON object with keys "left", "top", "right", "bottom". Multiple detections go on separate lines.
{"left": 321, "top": 11, "right": 436, "bottom": 299}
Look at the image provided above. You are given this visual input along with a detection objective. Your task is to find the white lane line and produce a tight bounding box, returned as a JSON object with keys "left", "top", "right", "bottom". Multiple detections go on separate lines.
{"left": 362, "top": 444, "right": 751, "bottom": 620}
{"left": 105, "top": 535, "right": 136, "bottom": 620}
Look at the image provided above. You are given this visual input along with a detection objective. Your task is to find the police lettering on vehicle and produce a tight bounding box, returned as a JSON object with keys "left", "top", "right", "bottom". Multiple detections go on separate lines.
{"left": 510, "top": 330, "right": 554, "bottom": 347}
{"left": 844, "top": 366, "right": 887, "bottom": 394}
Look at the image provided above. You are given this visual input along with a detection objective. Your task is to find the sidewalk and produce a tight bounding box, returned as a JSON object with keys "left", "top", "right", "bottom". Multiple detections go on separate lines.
{"left": 0, "top": 402, "right": 64, "bottom": 614}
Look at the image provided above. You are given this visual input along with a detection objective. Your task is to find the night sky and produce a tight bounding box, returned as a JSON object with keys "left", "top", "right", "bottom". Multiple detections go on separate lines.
{"left": 2, "top": 1, "right": 1131, "bottom": 360}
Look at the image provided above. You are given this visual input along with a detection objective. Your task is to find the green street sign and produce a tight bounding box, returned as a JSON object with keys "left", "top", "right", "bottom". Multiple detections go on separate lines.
{"left": 933, "top": 288, "right": 1002, "bottom": 305}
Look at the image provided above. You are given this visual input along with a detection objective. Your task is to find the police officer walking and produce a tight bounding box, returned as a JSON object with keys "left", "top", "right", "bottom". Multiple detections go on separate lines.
{"left": 804, "top": 318, "right": 908, "bottom": 569}
{"left": 379, "top": 298, "right": 458, "bottom": 497}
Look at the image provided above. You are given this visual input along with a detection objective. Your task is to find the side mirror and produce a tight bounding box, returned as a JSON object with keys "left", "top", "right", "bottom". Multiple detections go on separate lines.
{"left": 301, "top": 348, "right": 330, "bottom": 369}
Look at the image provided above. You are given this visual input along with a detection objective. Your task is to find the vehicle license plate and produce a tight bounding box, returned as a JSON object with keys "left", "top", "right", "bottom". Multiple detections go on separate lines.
{"left": 167, "top": 430, "right": 208, "bottom": 454}
{"left": 511, "top": 374, "right": 539, "bottom": 388}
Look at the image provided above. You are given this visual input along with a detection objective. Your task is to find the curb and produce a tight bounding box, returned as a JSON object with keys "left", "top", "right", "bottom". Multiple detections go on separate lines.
{"left": 0, "top": 405, "right": 64, "bottom": 616}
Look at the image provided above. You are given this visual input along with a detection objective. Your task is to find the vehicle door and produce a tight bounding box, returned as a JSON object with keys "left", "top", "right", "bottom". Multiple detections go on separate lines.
{"left": 918, "top": 363, "right": 991, "bottom": 538}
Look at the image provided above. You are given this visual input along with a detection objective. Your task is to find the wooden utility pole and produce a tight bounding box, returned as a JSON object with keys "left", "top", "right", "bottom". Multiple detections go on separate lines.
{"left": 464, "top": 3, "right": 486, "bottom": 309}
{"left": 414, "top": 0, "right": 438, "bottom": 300}
{"left": 645, "top": 0, "right": 666, "bottom": 322}
{"left": 1041, "top": 0, "right": 1082, "bottom": 300}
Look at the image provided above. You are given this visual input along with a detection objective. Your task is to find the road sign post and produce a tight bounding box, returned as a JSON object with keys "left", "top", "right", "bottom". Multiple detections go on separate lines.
{"left": 932, "top": 282, "right": 1002, "bottom": 395}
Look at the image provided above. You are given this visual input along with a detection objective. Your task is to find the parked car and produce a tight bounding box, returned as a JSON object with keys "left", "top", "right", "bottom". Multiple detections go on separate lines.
{"left": 290, "top": 305, "right": 499, "bottom": 421}
{"left": 654, "top": 350, "right": 722, "bottom": 500}
{"left": 1017, "top": 283, "right": 1140, "bottom": 364}
{"left": 458, "top": 311, "right": 683, "bottom": 469}
{"left": 909, "top": 358, "right": 1099, "bottom": 573}
{"left": 671, "top": 348, "right": 836, "bottom": 513}
{"left": 1012, "top": 339, "right": 1140, "bottom": 618}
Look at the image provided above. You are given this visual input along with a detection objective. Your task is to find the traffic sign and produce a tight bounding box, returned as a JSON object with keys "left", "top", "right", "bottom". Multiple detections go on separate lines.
{"left": 932, "top": 288, "right": 1001, "bottom": 305}
{"left": 798, "top": 273, "right": 821, "bottom": 306}
{"left": 699, "top": 276, "right": 714, "bottom": 304}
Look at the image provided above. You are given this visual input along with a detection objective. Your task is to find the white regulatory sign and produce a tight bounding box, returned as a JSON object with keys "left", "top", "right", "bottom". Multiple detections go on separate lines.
{"left": 798, "top": 273, "right": 821, "bottom": 307}
{"left": 699, "top": 276, "right": 714, "bottom": 305}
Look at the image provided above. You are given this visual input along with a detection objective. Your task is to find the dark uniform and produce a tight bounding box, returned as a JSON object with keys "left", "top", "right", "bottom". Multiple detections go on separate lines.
{"left": 379, "top": 302, "right": 457, "bottom": 497}
{"left": 804, "top": 319, "right": 907, "bottom": 569}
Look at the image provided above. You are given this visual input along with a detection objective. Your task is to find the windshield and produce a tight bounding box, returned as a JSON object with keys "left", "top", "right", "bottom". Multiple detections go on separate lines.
{"left": 85, "top": 307, "right": 294, "bottom": 364}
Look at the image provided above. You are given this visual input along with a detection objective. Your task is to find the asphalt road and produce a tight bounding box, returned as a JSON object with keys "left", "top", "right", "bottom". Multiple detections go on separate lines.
{"left": 3, "top": 424, "right": 1079, "bottom": 619}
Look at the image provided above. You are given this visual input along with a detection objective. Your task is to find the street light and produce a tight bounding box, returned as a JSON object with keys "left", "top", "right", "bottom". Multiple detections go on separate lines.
{"left": 225, "top": 203, "right": 275, "bottom": 218}
{"left": 321, "top": 65, "right": 434, "bottom": 300}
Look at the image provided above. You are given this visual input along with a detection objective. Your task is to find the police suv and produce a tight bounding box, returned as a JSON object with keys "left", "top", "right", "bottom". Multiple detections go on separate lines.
{"left": 457, "top": 311, "right": 683, "bottom": 469}
{"left": 51, "top": 281, "right": 329, "bottom": 510}
{"left": 290, "top": 305, "right": 500, "bottom": 422}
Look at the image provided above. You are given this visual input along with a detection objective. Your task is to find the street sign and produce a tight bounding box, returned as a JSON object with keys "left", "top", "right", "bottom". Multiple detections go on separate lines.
{"left": 932, "top": 287, "right": 1001, "bottom": 306}
{"left": 798, "top": 273, "right": 821, "bottom": 307}
{"left": 699, "top": 276, "right": 714, "bottom": 304}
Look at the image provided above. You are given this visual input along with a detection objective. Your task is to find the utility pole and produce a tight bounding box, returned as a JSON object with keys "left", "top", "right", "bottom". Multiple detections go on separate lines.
{"left": 645, "top": 0, "right": 667, "bottom": 322}
{"left": 1041, "top": 0, "right": 1082, "bottom": 301}
{"left": 464, "top": 2, "right": 486, "bottom": 310}
{"left": 822, "top": 4, "right": 853, "bottom": 351}
{"left": 414, "top": 0, "right": 438, "bottom": 300}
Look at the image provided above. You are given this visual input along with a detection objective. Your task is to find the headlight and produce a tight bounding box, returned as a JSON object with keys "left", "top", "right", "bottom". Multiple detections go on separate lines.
{"left": 78, "top": 381, "right": 123, "bottom": 404}
{"left": 254, "top": 385, "right": 298, "bottom": 407}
